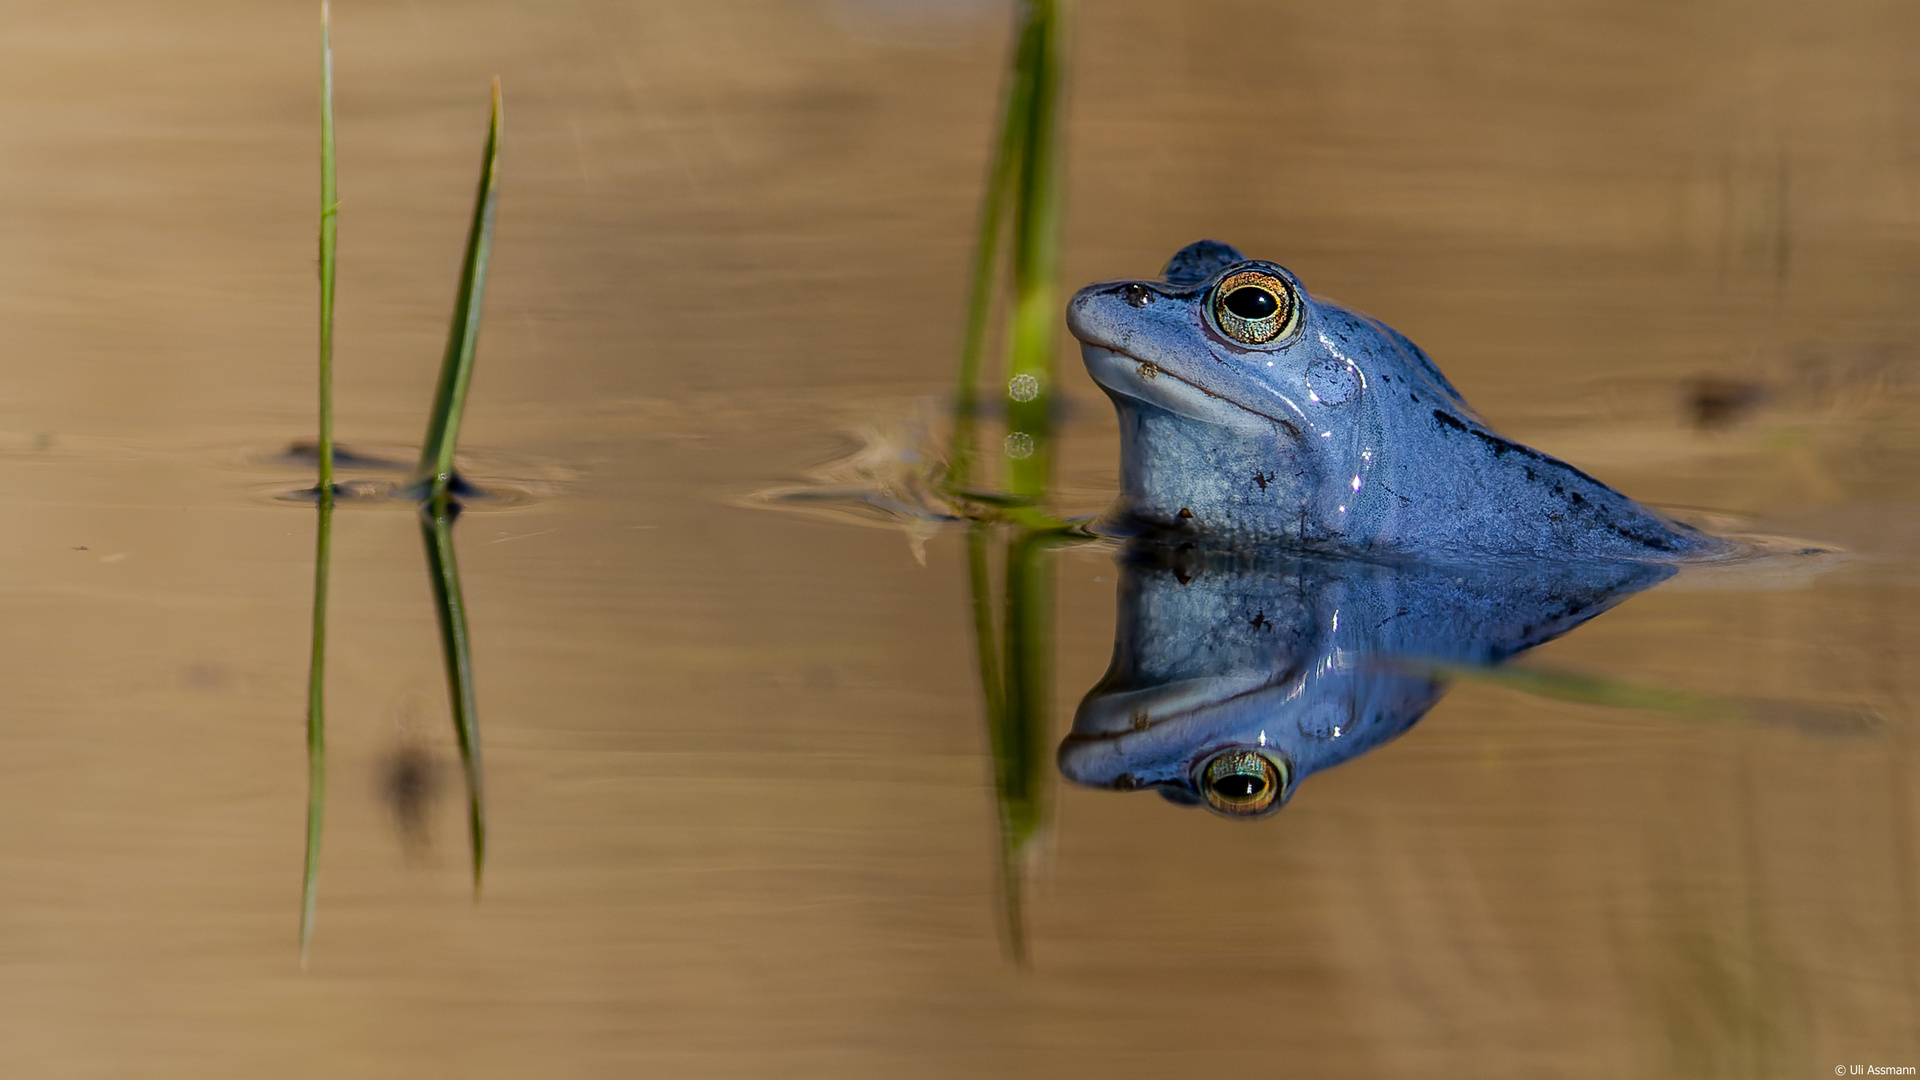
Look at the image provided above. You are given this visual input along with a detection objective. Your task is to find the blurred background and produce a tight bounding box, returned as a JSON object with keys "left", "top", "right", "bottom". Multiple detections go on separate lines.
{"left": 0, "top": 0, "right": 1912, "bottom": 1074}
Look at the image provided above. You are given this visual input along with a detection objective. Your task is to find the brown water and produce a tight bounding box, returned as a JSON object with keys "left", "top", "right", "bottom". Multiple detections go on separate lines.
{"left": 4, "top": 0, "right": 1919, "bottom": 1074}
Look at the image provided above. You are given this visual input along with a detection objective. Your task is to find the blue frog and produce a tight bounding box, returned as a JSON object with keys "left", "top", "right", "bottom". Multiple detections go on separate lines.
{"left": 1066, "top": 240, "right": 1725, "bottom": 560}
{"left": 1058, "top": 542, "right": 1670, "bottom": 816}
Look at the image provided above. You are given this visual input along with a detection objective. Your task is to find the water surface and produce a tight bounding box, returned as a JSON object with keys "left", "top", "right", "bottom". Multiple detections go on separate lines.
{"left": 0, "top": 0, "right": 1916, "bottom": 1074}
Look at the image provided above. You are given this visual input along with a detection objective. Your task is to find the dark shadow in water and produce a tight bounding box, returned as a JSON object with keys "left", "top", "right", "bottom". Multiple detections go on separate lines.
{"left": 381, "top": 742, "right": 445, "bottom": 862}
{"left": 275, "top": 443, "right": 501, "bottom": 506}
{"left": 1059, "top": 544, "right": 1674, "bottom": 817}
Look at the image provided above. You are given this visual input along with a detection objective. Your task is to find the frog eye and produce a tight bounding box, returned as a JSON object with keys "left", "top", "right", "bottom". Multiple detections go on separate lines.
{"left": 1197, "top": 749, "right": 1289, "bottom": 816}
{"left": 1211, "top": 270, "right": 1298, "bottom": 345}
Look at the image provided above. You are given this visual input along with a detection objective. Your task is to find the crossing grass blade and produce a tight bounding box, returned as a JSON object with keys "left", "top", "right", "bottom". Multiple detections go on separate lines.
{"left": 948, "top": 0, "right": 1064, "bottom": 502}
{"left": 951, "top": 0, "right": 1070, "bottom": 969}
{"left": 1000, "top": 0, "right": 1063, "bottom": 501}
{"left": 945, "top": 29, "right": 1024, "bottom": 493}
{"left": 413, "top": 79, "right": 503, "bottom": 498}
{"left": 420, "top": 494, "right": 486, "bottom": 891}
{"left": 1423, "top": 661, "right": 1882, "bottom": 736}
{"left": 301, "top": 0, "right": 339, "bottom": 967}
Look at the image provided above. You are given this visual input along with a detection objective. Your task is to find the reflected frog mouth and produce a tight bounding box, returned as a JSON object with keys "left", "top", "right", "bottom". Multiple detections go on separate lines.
{"left": 1077, "top": 344, "right": 1302, "bottom": 436}
{"left": 1069, "top": 671, "right": 1289, "bottom": 742}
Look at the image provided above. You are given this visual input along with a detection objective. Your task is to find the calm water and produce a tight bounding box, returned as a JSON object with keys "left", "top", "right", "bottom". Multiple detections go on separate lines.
{"left": 5, "top": 0, "right": 1919, "bottom": 1074}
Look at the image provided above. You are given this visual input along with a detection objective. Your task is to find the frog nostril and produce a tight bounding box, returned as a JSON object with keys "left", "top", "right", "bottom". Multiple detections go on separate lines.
{"left": 1123, "top": 283, "right": 1154, "bottom": 308}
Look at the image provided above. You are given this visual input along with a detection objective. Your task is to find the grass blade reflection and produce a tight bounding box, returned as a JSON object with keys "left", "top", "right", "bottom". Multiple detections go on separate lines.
{"left": 981, "top": 525, "right": 1059, "bottom": 965}
{"left": 1429, "top": 662, "right": 1882, "bottom": 736}
{"left": 420, "top": 494, "right": 486, "bottom": 891}
{"left": 965, "top": 525, "right": 1004, "bottom": 740}
{"left": 301, "top": 496, "right": 332, "bottom": 964}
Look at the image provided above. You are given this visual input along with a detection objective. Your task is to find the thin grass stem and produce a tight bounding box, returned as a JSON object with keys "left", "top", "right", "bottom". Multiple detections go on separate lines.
{"left": 947, "top": 9, "right": 1037, "bottom": 494}
{"left": 317, "top": 0, "right": 337, "bottom": 495}
{"left": 1002, "top": 0, "right": 1064, "bottom": 501}
{"left": 300, "top": 0, "right": 338, "bottom": 966}
{"left": 954, "top": 0, "right": 1069, "bottom": 969}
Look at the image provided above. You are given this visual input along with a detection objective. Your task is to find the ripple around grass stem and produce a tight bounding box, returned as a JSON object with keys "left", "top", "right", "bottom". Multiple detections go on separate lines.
{"left": 301, "top": 13, "right": 502, "bottom": 955}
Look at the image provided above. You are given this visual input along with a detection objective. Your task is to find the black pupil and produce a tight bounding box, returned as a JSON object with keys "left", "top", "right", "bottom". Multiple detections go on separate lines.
{"left": 1224, "top": 286, "right": 1279, "bottom": 320}
{"left": 1211, "top": 775, "right": 1266, "bottom": 800}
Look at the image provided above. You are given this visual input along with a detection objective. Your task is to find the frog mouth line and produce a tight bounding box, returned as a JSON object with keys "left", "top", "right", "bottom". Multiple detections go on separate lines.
{"left": 1079, "top": 345, "right": 1303, "bottom": 437}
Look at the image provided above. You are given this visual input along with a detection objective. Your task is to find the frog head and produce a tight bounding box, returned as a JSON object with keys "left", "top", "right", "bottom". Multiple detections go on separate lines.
{"left": 1066, "top": 240, "right": 1719, "bottom": 559}
{"left": 1066, "top": 240, "right": 1465, "bottom": 546}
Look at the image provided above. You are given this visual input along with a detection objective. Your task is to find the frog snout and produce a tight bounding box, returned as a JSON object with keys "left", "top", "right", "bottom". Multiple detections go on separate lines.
{"left": 1066, "top": 280, "right": 1160, "bottom": 348}
{"left": 1064, "top": 283, "right": 1116, "bottom": 346}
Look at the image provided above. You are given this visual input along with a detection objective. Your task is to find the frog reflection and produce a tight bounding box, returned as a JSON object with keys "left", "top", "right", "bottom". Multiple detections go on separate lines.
{"left": 1067, "top": 240, "right": 1726, "bottom": 561}
{"left": 1058, "top": 544, "right": 1671, "bottom": 816}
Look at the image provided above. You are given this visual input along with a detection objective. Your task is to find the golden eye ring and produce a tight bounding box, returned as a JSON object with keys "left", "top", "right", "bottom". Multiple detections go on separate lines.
{"left": 1197, "top": 749, "right": 1290, "bottom": 816}
{"left": 1211, "top": 270, "right": 1298, "bottom": 345}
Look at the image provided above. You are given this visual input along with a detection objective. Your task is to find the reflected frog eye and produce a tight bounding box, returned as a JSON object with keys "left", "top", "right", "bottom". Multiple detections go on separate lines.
{"left": 1210, "top": 270, "right": 1298, "bottom": 345}
{"left": 1197, "top": 749, "right": 1289, "bottom": 816}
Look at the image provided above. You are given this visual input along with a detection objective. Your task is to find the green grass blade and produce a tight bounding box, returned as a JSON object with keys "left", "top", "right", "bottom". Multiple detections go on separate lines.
{"left": 946, "top": 11, "right": 1035, "bottom": 493}
{"left": 1003, "top": 0, "right": 1064, "bottom": 501}
{"left": 300, "top": 0, "right": 338, "bottom": 967}
{"left": 954, "top": 0, "right": 1070, "bottom": 971}
{"left": 420, "top": 494, "right": 486, "bottom": 892}
{"left": 414, "top": 79, "right": 503, "bottom": 496}
{"left": 1446, "top": 663, "right": 1745, "bottom": 721}
{"left": 1426, "top": 662, "right": 1881, "bottom": 735}
{"left": 950, "top": 0, "right": 1065, "bottom": 503}
{"left": 317, "top": 0, "right": 337, "bottom": 495}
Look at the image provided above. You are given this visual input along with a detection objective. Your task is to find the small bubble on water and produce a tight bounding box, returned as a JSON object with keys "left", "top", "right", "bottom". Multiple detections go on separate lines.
{"left": 1008, "top": 374, "right": 1040, "bottom": 402}
{"left": 1004, "top": 432, "right": 1035, "bottom": 459}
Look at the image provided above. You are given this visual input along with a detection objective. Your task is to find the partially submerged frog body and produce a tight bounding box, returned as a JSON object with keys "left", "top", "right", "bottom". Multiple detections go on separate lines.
{"left": 1067, "top": 240, "right": 1724, "bottom": 560}
{"left": 1058, "top": 542, "right": 1670, "bottom": 816}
